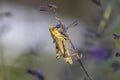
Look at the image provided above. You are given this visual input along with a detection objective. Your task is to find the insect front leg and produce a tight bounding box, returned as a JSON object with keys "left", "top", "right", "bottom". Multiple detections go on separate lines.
{"left": 71, "top": 53, "right": 82, "bottom": 59}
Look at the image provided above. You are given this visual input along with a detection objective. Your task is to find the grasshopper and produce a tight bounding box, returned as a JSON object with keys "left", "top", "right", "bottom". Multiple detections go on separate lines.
{"left": 40, "top": 4, "right": 93, "bottom": 80}
{"left": 40, "top": 4, "right": 79, "bottom": 64}
{"left": 49, "top": 20, "right": 80, "bottom": 64}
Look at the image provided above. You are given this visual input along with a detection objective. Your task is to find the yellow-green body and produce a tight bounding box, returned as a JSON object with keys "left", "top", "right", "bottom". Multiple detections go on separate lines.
{"left": 49, "top": 26, "right": 73, "bottom": 64}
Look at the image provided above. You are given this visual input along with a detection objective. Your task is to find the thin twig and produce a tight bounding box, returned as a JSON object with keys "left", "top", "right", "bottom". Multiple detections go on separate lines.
{"left": 69, "top": 39, "right": 93, "bottom": 80}
{"left": 78, "top": 59, "right": 93, "bottom": 80}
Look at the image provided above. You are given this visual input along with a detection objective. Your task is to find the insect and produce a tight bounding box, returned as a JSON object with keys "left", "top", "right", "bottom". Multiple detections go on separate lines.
{"left": 49, "top": 20, "right": 79, "bottom": 64}
{"left": 40, "top": 4, "right": 79, "bottom": 64}
{"left": 40, "top": 4, "right": 92, "bottom": 80}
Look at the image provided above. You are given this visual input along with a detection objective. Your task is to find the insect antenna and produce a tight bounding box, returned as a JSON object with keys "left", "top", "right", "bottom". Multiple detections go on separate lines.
{"left": 53, "top": 9, "right": 62, "bottom": 25}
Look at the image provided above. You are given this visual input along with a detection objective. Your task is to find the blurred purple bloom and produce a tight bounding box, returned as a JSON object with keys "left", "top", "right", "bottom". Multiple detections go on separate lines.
{"left": 40, "top": 5, "right": 49, "bottom": 11}
{"left": 71, "top": 20, "right": 79, "bottom": 27}
{"left": 115, "top": 52, "right": 120, "bottom": 57}
{"left": 48, "top": 4, "right": 58, "bottom": 9}
{"left": 40, "top": 4, "right": 57, "bottom": 11}
{"left": 89, "top": 47, "right": 107, "bottom": 59}
{"left": 111, "top": 62, "right": 120, "bottom": 72}
{"left": 26, "top": 68, "right": 45, "bottom": 80}
{"left": 91, "top": 0, "right": 101, "bottom": 6}
{"left": 36, "top": 70, "right": 42, "bottom": 78}
{"left": 113, "top": 34, "right": 120, "bottom": 40}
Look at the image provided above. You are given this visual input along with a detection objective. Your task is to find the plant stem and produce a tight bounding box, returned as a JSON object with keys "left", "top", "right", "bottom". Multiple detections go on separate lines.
{"left": 69, "top": 39, "right": 93, "bottom": 80}
{"left": 78, "top": 59, "right": 93, "bottom": 80}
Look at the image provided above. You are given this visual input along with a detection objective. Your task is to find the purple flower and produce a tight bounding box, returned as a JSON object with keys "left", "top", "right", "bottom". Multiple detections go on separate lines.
{"left": 40, "top": 4, "right": 58, "bottom": 11}
{"left": 26, "top": 68, "right": 44, "bottom": 80}
{"left": 113, "top": 34, "right": 120, "bottom": 40}
{"left": 89, "top": 47, "right": 107, "bottom": 59}
{"left": 39, "top": 5, "right": 49, "bottom": 11}
{"left": 36, "top": 70, "right": 42, "bottom": 78}
{"left": 48, "top": 4, "right": 58, "bottom": 9}
{"left": 115, "top": 52, "right": 120, "bottom": 57}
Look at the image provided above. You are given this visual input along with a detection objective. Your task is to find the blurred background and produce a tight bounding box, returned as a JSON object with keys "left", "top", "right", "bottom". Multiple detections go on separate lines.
{"left": 0, "top": 0, "right": 120, "bottom": 80}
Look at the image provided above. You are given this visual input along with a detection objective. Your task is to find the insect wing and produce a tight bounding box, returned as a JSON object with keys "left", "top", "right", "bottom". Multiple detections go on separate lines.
{"left": 49, "top": 27, "right": 64, "bottom": 54}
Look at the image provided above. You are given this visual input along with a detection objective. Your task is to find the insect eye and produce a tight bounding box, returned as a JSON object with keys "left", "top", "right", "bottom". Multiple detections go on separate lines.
{"left": 55, "top": 24, "right": 61, "bottom": 29}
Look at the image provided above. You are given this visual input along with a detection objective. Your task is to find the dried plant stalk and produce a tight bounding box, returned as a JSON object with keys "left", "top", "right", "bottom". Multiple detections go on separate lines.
{"left": 69, "top": 39, "right": 93, "bottom": 80}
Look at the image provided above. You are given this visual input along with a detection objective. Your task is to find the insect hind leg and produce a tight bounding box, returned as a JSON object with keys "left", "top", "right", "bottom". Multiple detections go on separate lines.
{"left": 56, "top": 53, "right": 61, "bottom": 60}
{"left": 56, "top": 46, "right": 61, "bottom": 60}
{"left": 62, "top": 40, "right": 73, "bottom": 64}
{"left": 71, "top": 53, "right": 82, "bottom": 60}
